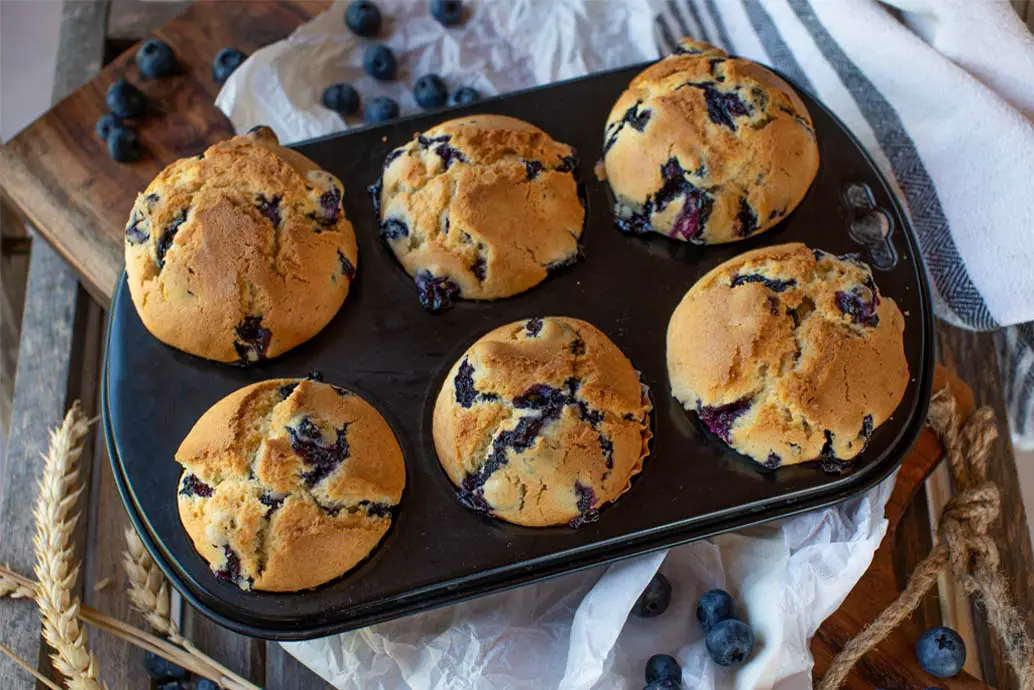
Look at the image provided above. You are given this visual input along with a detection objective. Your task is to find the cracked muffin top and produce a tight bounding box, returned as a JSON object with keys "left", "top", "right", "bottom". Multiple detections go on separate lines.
{"left": 602, "top": 38, "right": 819, "bottom": 244}
{"left": 370, "top": 115, "right": 585, "bottom": 312}
{"left": 433, "top": 317, "right": 652, "bottom": 527}
{"left": 124, "top": 126, "right": 358, "bottom": 363}
{"left": 176, "top": 376, "right": 405, "bottom": 592}
{"left": 666, "top": 243, "right": 908, "bottom": 471}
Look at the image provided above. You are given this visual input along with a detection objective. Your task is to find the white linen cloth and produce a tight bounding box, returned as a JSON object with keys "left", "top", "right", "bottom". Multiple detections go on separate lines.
{"left": 214, "top": 1, "right": 1034, "bottom": 686}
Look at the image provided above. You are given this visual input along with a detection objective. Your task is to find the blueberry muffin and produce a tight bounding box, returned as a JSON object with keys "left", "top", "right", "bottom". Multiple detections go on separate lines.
{"left": 370, "top": 115, "right": 585, "bottom": 312}
{"left": 666, "top": 243, "right": 908, "bottom": 471}
{"left": 433, "top": 317, "right": 652, "bottom": 527}
{"left": 603, "top": 38, "right": 818, "bottom": 244}
{"left": 176, "top": 376, "right": 405, "bottom": 592}
{"left": 124, "top": 127, "right": 358, "bottom": 363}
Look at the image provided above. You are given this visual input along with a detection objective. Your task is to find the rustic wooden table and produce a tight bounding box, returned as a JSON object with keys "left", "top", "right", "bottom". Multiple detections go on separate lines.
{"left": 0, "top": 2, "right": 1031, "bottom": 689}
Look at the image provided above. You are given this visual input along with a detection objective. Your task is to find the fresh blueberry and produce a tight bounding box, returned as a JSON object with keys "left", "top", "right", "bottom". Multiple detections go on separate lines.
{"left": 156, "top": 682, "right": 186, "bottom": 690}
{"left": 413, "top": 74, "right": 448, "bottom": 109}
{"left": 345, "top": 0, "right": 382, "bottom": 37}
{"left": 631, "top": 573, "right": 672, "bottom": 618}
{"left": 644, "top": 681, "right": 679, "bottom": 690}
{"left": 106, "top": 80, "right": 145, "bottom": 118}
{"left": 213, "top": 48, "right": 247, "bottom": 85}
{"left": 696, "top": 589, "right": 736, "bottom": 632}
{"left": 195, "top": 681, "right": 219, "bottom": 690}
{"left": 915, "top": 627, "right": 966, "bottom": 678}
{"left": 431, "top": 0, "right": 464, "bottom": 25}
{"left": 144, "top": 650, "right": 188, "bottom": 680}
{"left": 135, "top": 38, "right": 177, "bottom": 78}
{"left": 95, "top": 113, "right": 121, "bottom": 141}
{"left": 449, "top": 86, "right": 481, "bottom": 106}
{"left": 322, "top": 83, "right": 360, "bottom": 115}
{"left": 363, "top": 44, "right": 397, "bottom": 81}
{"left": 705, "top": 619, "right": 755, "bottom": 667}
{"left": 365, "top": 96, "right": 399, "bottom": 124}
{"left": 107, "top": 127, "right": 140, "bottom": 163}
{"left": 645, "top": 654, "right": 681, "bottom": 684}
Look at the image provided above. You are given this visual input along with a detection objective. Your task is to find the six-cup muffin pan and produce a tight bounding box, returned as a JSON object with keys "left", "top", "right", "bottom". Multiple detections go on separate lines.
{"left": 103, "top": 63, "right": 934, "bottom": 640}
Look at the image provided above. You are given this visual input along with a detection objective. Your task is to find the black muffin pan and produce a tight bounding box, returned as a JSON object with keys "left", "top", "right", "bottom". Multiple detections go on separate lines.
{"left": 103, "top": 64, "right": 934, "bottom": 640}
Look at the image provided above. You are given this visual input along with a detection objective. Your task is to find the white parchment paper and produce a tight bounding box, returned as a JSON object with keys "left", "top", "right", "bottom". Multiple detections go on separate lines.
{"left": 215, "top": 3, "right": 895, "bottom": 687}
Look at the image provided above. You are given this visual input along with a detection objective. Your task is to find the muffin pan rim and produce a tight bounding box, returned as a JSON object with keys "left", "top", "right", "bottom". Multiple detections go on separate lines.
{"left": 103, "top": 62, "right": 934, "bottom": 640}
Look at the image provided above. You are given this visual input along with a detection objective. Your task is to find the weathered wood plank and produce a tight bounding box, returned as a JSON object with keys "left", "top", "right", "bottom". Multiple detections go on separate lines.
{"left": 0, "top": 1, "right": 326, "bottom": 306}
{"left": 935, "top": 325, "right": 1034, "bottom": 690}
{"left": 181, "top": 607, "right": 268, "bottom": 685}
{"left": 107, "top": 0, "right": 192, "bottom": 41}
{"left": 266, "top": 643, "right": 335, "bottom": 689}
{"left": 0, "top": 243, "right": 82, "bottom": 689}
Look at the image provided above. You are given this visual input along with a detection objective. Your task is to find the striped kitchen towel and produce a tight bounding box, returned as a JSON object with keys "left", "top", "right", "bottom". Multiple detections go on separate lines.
{"left": 652, "top": 0, "right": 1034, "bottom": 446}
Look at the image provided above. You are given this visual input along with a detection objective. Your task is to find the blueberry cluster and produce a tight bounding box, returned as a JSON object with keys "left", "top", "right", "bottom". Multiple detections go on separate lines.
{"left": 629, "top": 579, "right": 757, "bottom": 688}
{"left": 322, "top": 1, "right": 482, "bottom": 125}
{"left": 144, "top": 649, "right": 218, "bottom": 689}
{"left": 96, "top": 37, "right": 188, "bottom": 162}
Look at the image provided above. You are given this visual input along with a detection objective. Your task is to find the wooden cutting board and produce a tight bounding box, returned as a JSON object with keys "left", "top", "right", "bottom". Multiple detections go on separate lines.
{"left": 0, "top": 1, "right": 328, "bottom": 307}
{"left": 0, "top": 4, "right": 1000, "bottom": 686}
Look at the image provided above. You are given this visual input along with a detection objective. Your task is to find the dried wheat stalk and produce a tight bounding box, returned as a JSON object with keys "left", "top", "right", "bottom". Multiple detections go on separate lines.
{"left": 0, "top": 565, "right": 35, "bottom": 599}
{"left": 0, "top": 640, "right": 62, "bottom": 690}
{"left": 1, "top": 563, "right": 262, "bottom": 690}
{"left": 32, "top": 401, "right": 103, "bottom": 690}
{"left": 122, "top": 528, "right": 262, "bottom": 690}
{"left": 122, "top": 527, "right": 180, "bottom": 640}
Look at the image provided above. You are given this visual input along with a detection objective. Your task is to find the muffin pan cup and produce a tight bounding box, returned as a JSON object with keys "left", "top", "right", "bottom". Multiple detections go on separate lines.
{"left": 103, "top": 64, "right": 934, "bottom": 640}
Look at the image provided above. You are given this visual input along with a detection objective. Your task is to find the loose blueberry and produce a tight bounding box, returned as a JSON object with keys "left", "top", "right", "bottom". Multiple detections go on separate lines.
{"left": 449, "top": 86, "right": 481, "bottom": 106}
{"left": 631, "top": 573, "right": 672, "bottom": 618}
{"left": 414, "top": 74, "right": 448, "bottom": 109}
{"left": 156, "top": 682, "right": 186, "bottom": 690}
{"left": 144, "top": 650, "right": 188, "bottom": 680}
{"left": 696, "top": 589, "right": 736, "bottom": 632}
{"left": 645, "top": 654, "right": 682, "bottom": 684}
{"left": 705, "top": 619, "right": 755, "bottom": 667}
{"left": 108, "top": 127, "right": 140, "bottom": 163}
{"left": 196, "top": 681, "right": 219, "bottom": 690}
{"left": 915, "top": 627, "right": 966, "bottom": 678}
{"left": 135, "top": 38, "right": 177, "bottom": 78}
{"left": 322, "top": 83, "right": 360, "bottom": 115}
{"left": 431, "top": 0, "right": 464, "bottom": 25}
{"left": 95, "top": 113, "right": 121, "bottom": 142}
{"left": 345, "top": 0, "right": 382, "bottom": 37}
{"left": 365, "top": 96, "right": 400, "bottom": 124}
{"left": 106, "top": 80, "right": 145, "bottom": 118}
{"left": 213, "top": 48, "right": 247, "bottom": 85}
{"left": 644, "top": 681, "right": 680, "bottom": 690}
{"left": 363, "top": 44, "right": 397, "bottom": 81}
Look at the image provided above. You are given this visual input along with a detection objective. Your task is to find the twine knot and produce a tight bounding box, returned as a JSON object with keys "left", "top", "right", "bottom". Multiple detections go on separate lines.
{"left": 819, "top": 387, "right": 1034, "bottom": 690}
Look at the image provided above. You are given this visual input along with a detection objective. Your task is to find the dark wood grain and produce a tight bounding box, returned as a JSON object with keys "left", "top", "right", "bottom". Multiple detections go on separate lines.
{"left": 266, "top": 643, "right": 336, "bottom": 689}
{"left": 936, "top": 325, "right": 1034, "bottom": 690}
{"left": 811, "top": 422, "right": 993, "bottom": 690}
{"left": 0, "top": 1, "right": 326, "bottom": 307}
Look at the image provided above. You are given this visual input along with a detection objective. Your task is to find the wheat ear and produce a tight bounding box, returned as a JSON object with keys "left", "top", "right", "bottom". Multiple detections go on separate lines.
{"left": 32, "top": 401, "right": 103, "bottom": 690}
{"left": 2, "top": 563, "right": 262, "bottom": 690}
{"left": 122, "top": 528, "right": 261, "bottom": 690}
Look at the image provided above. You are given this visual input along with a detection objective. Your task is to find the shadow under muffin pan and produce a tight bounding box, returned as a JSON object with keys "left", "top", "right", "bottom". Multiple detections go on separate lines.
{"left": 103, "top": 64, "right": 934, "bottom": 640}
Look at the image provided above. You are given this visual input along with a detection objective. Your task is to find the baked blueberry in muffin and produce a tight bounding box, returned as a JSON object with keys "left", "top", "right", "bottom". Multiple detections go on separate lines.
{"left": 433, "top": 317, "right": 652, "bottom": 527}
{"left": 123, "top": 126, "right": 358, "bottom": 363}
{"left": 371, "top": 115, "right": 585, "bottom": 311}
{"left": 603, "top": 39, "right": 818, "bottom": 244}
{"left": 176, "top": 378, "right": 405, "bottom": 592}
{"left": 666, "top": 243, "right": 908, "bottom": 470}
